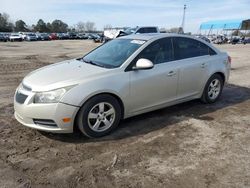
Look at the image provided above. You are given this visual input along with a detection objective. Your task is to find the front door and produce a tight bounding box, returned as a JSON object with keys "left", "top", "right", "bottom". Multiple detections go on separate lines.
{"left": 128, "top": 37, "right": 178, "bottom": 115}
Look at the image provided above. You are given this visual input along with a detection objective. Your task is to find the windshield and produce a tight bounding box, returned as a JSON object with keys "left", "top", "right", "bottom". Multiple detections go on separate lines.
{"left": 82, "top": 39, "right": 145, "bottom": 68}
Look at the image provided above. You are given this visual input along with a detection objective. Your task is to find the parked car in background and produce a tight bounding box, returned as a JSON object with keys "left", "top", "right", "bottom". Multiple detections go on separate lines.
{"left": 56, "top": 33, "right": 68, "bottom": 40}
{"left": 77, "top": 33, "right": 88, "bottom": 40}
{"left": 14, "top": 33, "right": 230, "bottom": 138}
{"left": 57, "top": 33, "right": 64, "bottom": 40}
{"left": 9, "top": 33, "right": 23, "bottom": 42}
{"left": 86, "top": 33, "right": 94, "bottom": 39}
{"left": 123, "top": 26, "right": 160, "bottom": 35}
{"left": 0, "top": 33, "right": 8, "bottom": 42}
{"left": 93, "top": 33, "right": 104, "bottom": 43}
{"left": 19, "top": 32, "right": 27, "bottom": 40}
{"left": 243, "top": 37, "right": 250, "bottom": 44}
{"left": 26, "top": 33, "right": 37, "bottom": 41}
{"left": 230, "top": 37, "right": 240, "bottom": 45}
{"left": 49, "top": 33, "right": 58, "bottom": 40}
{"left": 196, "top": 35, "right": 210, "bottom": 43}
{"left": 68, "top": 32, "right": 77, "bottom": 40}
{"left": 35, "top": 33, "right": 41, "bottom": 41}
{"left": 39, "top": 33, "right": 51, "bottom": 41}
{"left": 63, "top": 33, "right": 70, "bottom": 40}
{"left": 88, "top": 33, "right": 102, "bottom": 41}
{"left": 104, "top": 26, "right": 160, "bottom": 41}
{"left": 213, "top": 35, "right": 228, "bottom": 45}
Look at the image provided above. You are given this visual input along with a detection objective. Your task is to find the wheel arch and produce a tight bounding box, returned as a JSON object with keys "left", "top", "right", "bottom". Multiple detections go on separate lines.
{"left": 73, "top": 92, "right": 125, "bottom": 131}
{"left": 200, "top": 71, "right": 226, "bottom": 98}
{"left": 211, "top": 72, "right": 225, "bottom": 85}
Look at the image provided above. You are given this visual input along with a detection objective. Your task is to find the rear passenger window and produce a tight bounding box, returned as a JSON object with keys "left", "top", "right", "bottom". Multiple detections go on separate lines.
{"left": 173, "top": 37, "right": 201, "bottom": 60}
{"left": 199, "top": 42, "right": 209, "bottom": 56}
{"left": 200, "top": 42, "right": 217, "bottom": 56}
{"left": 137, "top": 38, "right": 174, "bottom": 64}
{"left": 173, "top": 37, "right": 217, "bottom": 60}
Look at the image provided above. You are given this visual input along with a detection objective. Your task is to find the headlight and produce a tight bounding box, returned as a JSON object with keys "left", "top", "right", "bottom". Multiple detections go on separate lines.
{"left": 34, "top": 86, "right": 75, "bottom": 103}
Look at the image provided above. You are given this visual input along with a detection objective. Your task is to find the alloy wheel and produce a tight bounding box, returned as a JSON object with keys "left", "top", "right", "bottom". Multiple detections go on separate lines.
{"left": 208, "top": 79, "right": 221, "bottom": 100}
{"left": 87, "top": 102, "right": 116, "bottom": 132}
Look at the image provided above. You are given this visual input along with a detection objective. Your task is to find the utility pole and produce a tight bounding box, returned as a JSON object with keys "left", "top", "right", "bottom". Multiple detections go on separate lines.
{"left": 180, "top": 4, "right": 187, "bottom": 33}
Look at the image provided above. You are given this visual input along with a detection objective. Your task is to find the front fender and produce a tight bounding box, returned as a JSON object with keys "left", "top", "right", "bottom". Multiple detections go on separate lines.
{"left": 60, "top": 72, "right": 130, "bottom": 112}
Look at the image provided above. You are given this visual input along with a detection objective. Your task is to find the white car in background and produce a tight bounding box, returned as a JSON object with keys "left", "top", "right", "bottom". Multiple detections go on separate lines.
{"left": 104, "top": 26, "right": 160, "bottom": 41}
{"left": 9, "top": 33, "right": 23, "bottom": 42}
{"left": 26, "top": 33, "right": 37, "bottom": 41}
{"left": 14, "top": 33, "right": 231, "bottom": 138}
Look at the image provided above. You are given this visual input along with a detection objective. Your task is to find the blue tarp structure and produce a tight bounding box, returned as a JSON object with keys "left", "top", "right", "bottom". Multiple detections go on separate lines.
{"left": 200, "top": 19, "right": 250, "bottom": 30}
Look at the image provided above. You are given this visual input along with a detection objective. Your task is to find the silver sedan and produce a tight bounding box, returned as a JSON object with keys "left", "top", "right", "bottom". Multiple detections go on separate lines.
{"left": 14, "top": 33, "right": 231, "bottom": 137}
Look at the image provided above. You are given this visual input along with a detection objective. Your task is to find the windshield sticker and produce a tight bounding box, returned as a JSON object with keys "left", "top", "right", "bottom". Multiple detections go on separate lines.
{"left": 130, "top": 40, "right": 146, "bottom": 45}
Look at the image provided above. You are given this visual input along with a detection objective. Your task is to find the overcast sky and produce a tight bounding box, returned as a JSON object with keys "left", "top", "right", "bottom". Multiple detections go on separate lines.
{"left": 1, "top": 0, "right": 250, "bottom": 32}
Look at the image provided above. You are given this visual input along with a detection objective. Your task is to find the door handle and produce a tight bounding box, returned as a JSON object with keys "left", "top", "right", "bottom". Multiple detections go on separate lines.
{"left": 201, "top": 63, "right": 207, "bottom": 68}
{"left": 167, "top": 71, "right": 176, "bottom": 76}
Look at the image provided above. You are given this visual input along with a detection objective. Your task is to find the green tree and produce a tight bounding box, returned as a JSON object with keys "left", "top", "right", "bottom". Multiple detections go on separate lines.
{"left": 46, "top": 22, "right": 52, "bottom": 32}
{"left": 51, "top": 19, "right": 68, "bottom": 33}
{"left": 0, "top": 12, "right": 13, "bottom": 32}
{"left": 15, "top": 20, "right": 29, "bottom": 32}
{"left": 34, "top": 19, "right": 48, "bottom": 32}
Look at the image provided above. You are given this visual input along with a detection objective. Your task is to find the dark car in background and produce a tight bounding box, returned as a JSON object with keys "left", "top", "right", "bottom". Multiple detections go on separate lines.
{"left": 197, "top": 35, "right": 210, "bottom": 43}
{"left": 0, "top": 33, "right": 8, "bottom": 42}
{"left": 68, "top": 32, "right": 77, "bottom": 39}
{"left": 93, "top": 33, "right": 104, "bottom": 43}
{"left": 231, "top": 37, "right": 240, "bottom": 45}
{"left": 57, "top": 33, "right": 64, "bottom": 40}
{"left": 77, "top": 33, "right": 88, "bottom": 40}
{"left": 243, "top": 38, "right": 250, "bottom": 44}
{"left": 39, "top": 33, "right": 51, "bottom": 41}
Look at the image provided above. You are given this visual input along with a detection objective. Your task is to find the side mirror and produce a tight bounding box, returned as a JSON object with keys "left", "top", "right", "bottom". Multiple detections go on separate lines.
{"left": 133, "top": 58, "right": 154, "bottom": 70}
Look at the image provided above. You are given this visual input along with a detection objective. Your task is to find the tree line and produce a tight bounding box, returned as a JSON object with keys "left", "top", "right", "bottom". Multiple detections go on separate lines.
{"left": 0, "top": 12, "right": 97, "bottom": 33}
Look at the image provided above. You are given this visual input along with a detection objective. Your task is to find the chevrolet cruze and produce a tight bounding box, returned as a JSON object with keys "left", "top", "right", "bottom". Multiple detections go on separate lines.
{"left": 14, "top": 34, "right": 231, "bottom": 137}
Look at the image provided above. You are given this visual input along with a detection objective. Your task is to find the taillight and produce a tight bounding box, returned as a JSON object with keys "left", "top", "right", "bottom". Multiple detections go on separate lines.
{"left": 228, "top": 56, "right": 231, "bottom": 64}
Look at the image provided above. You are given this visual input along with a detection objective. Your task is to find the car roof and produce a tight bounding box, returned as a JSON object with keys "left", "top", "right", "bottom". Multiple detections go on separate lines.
{"left": 120, "top": 33, "right": 198, "bottom": 41}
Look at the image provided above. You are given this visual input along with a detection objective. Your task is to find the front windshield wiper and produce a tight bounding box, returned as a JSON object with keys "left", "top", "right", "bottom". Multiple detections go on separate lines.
{"left": 79, "top": 58, "right": 115, "bottom": 69}
{"left": 81, "top": 58, "right": 105, "bottom": 68}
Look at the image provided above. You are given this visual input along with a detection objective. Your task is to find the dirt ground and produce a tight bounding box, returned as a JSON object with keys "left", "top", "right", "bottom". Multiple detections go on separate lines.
{"left": 0, "top": 40, "right": 249, "bottom": 188}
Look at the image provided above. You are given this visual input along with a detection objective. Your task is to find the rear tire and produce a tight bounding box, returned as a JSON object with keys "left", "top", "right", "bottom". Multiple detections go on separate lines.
{"left": 76, "top": 94, "right": 122, "bottom": 138}
{"left": 201, "top": 74, "right": 224, "bottom": 103}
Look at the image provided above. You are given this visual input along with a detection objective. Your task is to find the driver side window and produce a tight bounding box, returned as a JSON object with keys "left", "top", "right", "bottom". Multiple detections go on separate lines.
{"left": 137, "top": 38, "right": 174, "bottom": 65}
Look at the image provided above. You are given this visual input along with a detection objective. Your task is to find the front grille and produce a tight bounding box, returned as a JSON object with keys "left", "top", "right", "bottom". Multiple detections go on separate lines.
{"left": 15, "top": 92, "right": 28, "bottom": 104}
{"left": 33, "top": 119, "right": 57, "bottom": 127}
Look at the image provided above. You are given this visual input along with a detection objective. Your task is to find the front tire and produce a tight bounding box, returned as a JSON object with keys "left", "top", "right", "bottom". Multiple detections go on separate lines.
{"left": 201, "top": 74, "right": 224, "bottom": 103}
{"left": 76, "top": 94, "right": 122, "bottom": 138}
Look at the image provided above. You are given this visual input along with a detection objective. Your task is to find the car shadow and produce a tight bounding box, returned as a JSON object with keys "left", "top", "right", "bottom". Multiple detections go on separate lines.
{"left": 40, "top": 83, "right": 250, "bottom": 143}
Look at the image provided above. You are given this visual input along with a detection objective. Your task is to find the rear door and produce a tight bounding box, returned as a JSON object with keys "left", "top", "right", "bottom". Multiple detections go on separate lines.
{"left": 173, "top": 37, "right": 212, "bottom": 99}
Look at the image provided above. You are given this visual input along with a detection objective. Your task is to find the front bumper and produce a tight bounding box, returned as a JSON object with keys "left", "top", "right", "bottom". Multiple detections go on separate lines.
{"left": 14, "top": 88, "right": 79, "bottom": 133}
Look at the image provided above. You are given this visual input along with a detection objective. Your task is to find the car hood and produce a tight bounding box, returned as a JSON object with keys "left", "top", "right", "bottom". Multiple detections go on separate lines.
{"left": 22, "top": 59, "right": 110, "bottom": 92}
